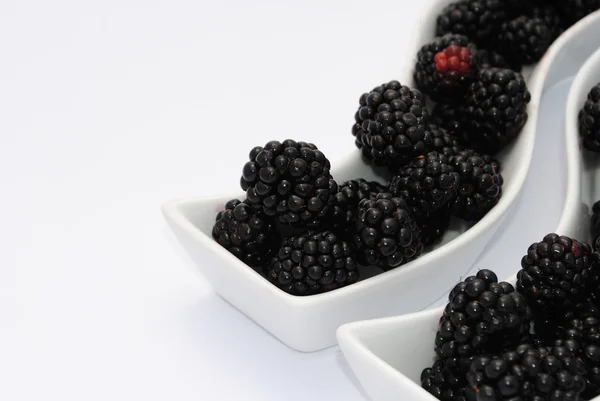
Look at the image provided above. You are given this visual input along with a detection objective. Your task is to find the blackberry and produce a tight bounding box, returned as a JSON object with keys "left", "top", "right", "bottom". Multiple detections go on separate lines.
{"left": 388, "top": 151, "right": 460, "bottom": 221}
{"left": 421, "top": 358, "right": 469, "bottom": 401}
{"left": 432, "top": 102, "right": 464, "bottom": 140}
{"left": 351, "top": 80, "right": 430, "bottom": 171}
{"left": 414, "top": 34, "right": 481, "bottom": 102}
{"left": 266, "top": 230, "right": 358, "bottom": 296}
{"left": 426, "top": 125, "right": 464, "bottom": 158}
{"left": 525, "top": 4, "right": 565, "bottom": 40}
{"left": 592, "top": 200, "right": 600, "bottom": 245}
{"left": 448, "top": 149, "right": 503, "bottom": 221}
{"left": 466, "top": 344, "right": 587, "bottom": 401}
{"left": 496, "top": 16, "right": 553, "bottom": 67}
{"left": 212, "top": 199, "right": 277, "bottom": 268}
{"left": 240, "top": 140, "right": 337, "bottom": 228}
{"left": 579, "top": 82, "right": 600, "bottom": 152}
{"left": 558, "top": 316, "right": 600, "bottom": 398}
{"left": 516, "top": 233, "right": 594, "bottom": 318}
{"left": 460, "top": 67, "right": 531, "bottom": 154}
{"left": 435, "top": 0, "right": 508, "bottom": 48}
{"left": 478, "top": 48, "right": 516, "bottom": 70}
{"left": 354, "top": 193, "right": 422, "bottom": 270}
{"left": 328, "top": 179, "right": 386, "bottom": 231}
{"left": 559, "top": 0, "right": 600, "bottom": 26}
{"left": 425, "top": 270, "right": 532, "bottom": 394}
{"left": 420, "top": 204, "right": 452, "bottom": 247}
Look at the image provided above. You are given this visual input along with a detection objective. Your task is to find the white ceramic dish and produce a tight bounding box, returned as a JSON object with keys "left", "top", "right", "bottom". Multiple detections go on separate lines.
{"left": 161, "top": 0, "right": 538, "bottom": 352}
{"left": 337, "top": 11, "right": 600, "bottom": 400}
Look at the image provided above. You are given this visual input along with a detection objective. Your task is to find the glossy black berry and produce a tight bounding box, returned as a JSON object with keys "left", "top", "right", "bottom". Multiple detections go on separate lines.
{"left": 351, "top": 80, "right": 431, "bottom": 171}
{"left": 414, "top": 34, "right": 481, "bottom": 102}
{"left": 388, "top": 151, "right": 460, "bottom": 221}
{"left": 449, "top": 149, "right": 503, "bottom": 221}
{"left": 435, "top": 0, "right": 508, "bottom": 47}
{"left": 421, "top": 270, "right": 533, "bottom": 398}
{"left": 240, "top": 140, "right": 338, "bottom": 228}
{"left": 579, "top": 82, "right": 600, "bottom": 152}
{"left": 496, "top": 16, "right": 553, "bottom": 67}
{"left": 212, "top": 199, "right": 277, "bottom": 268}
{"left": 517, "top": 233, "right": 595, "bottom": 318}
{"left": 328, "top": 179, "right": 386, "bottom": 231}
{"left": 266, "top": 230, "right": 358, "bottom": 296}
{"left": 467, "top": 344, "right": 586, "bottom": 401}
{"left": 426, "top": 125, "right": 464, "bottom": 159}
{"left": 354, "top": 193, "right": 422, "bottom": 270}
{"left": 460, "top": 67, "right": 531, "bottom": 154}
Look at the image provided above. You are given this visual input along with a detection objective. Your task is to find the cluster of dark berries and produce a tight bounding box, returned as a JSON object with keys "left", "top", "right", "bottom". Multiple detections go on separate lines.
{"left": 421, "top": 233, "right": 600, "bottom": 401}
{"left": 410, "top": 0, "right": 596, "bottom": 156}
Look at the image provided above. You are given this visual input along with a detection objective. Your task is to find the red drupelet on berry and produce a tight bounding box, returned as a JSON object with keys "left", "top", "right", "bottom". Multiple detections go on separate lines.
{"left": 414, "top": 34, "right": 482, "bottom": 102}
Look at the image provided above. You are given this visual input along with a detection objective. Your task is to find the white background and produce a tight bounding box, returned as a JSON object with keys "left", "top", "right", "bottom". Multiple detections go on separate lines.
{"left": 0, "top": 0, "right": 570, "bottom": 400}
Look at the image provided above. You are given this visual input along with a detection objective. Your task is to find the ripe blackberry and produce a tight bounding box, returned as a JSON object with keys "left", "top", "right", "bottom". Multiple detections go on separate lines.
{"left": 426, "top": 125, "right": 464, "bottom": 158}
{"left": 428, "top": 270, "right": 532, "bottom": 390}
{"left": 478, "top": 48, "right": 516, "bottom": 70}
{"left": 557, "top": 316, "right": 600, "bottom": 398}
{"left": 579, "top": 82, "right": 600, "bottom": 152}
{"left": 460, "top": 67, "right": 531, "bottom": 154}
{"left": 388, "top": 151, "right": 460, "bottom": 221}
{"left": 449, "top": 149, "right": 503, "bottom": 221}
{"left": 421, "top": 358, "right": 469, "bottom": 401}
{"left": 432, "top": 102, "right": 464, "bottom": 140}
{"left": 328, "top": 179, "right": 386, "bottom": 231}
{"left": 516, "top": 233, "right": 594, "bottom": 318}
{"left": 354, "top": 192, "right": 422, "bottom": 270}
{"left": 351, "top": 80, "right": 430, "bottom": 171}
{"left": 266, "top": 230, "right": 358, "bottom": 296}
{"left": 496, "top": 16, "right": 553, "bottom": 67}
{"left": 559, "top": 0, "right": 600, "bottom": 26}
{"left": 435, "top": 0, "right": 508, "bottom": 47}
{"left": 420, "top": 204, "right": 452, "bottom": 247}
{"left": 526, "top": 4, "right": 565, "bottom": 39}
{"left": 240, "top": 140, "right": 337, "bottom": 228}
{"left": 414, "top": 34, "right": 481, "bottom": 102}
{"left": 212, "top": 199, "right": 277, "bottom": 268}
{"left": 466, "top": 344, "right": 587, "bottom": 401}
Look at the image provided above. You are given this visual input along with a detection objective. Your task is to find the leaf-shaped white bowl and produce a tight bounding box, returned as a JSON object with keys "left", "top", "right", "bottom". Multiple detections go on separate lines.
{"left": 161, "top": 0, "right": 538, "bottom": 352}
{"left": 336, "top": 10, "right": 600, "bottom": 400}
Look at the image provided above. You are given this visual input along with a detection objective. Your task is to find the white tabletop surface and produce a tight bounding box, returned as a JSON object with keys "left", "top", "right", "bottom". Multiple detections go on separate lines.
{"left": 0, "top": 0, "right": 570, "bottom": 400}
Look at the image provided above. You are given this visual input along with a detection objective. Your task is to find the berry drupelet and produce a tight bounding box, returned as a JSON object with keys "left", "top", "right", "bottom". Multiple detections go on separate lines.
{"left": 240, "top": 140, "right": 338, "bottom": 228}
{"left": 449, "top": 149, "right": 503, "bottom": 221}
{"left": 388, "top": 151, "right": 460, "bottom": 221}
{"left": 351, "top": 80, "right": 430, "bottom": 171}
{"left": 466, "top": 344, "right": 587, "bottom": 401}
{"left": 435, "top": 0, "right": 508, "bottom": 48}
{"left": 496, "top": 15, "right": 553, "bottom": 67}
{"left": 266, "top": 230, "right": 358, "bottom": 296}
{"left": 328, "top": 179, "right": 386, "bottom": 231}
{"left": 478, "top": 48, "right": 516, "bottom": 70}
{"left": 354, "top": 193, "right": 422, "bottom": 270}
{"left": 414, "top": 34, "right": 481, "bottom": 102}
{"left": 579, "top": 82, "right": 600, "bottom": 152}
{"left": 516, "top": 233, "right": 594, "bottom": 319}
{"left": 212, "top": 199, "right": 277, "bottom": 268}
{"left": 460, "top": 67, "right": 531, "bottom": 154}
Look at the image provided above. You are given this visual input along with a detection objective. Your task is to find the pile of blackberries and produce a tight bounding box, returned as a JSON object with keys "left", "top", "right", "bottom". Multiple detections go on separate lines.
{"left": 422, "top": 232, "right": 600, "bottom": 401}
{"left": 209, "top": 0, "right": 600, "bottom": 296}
